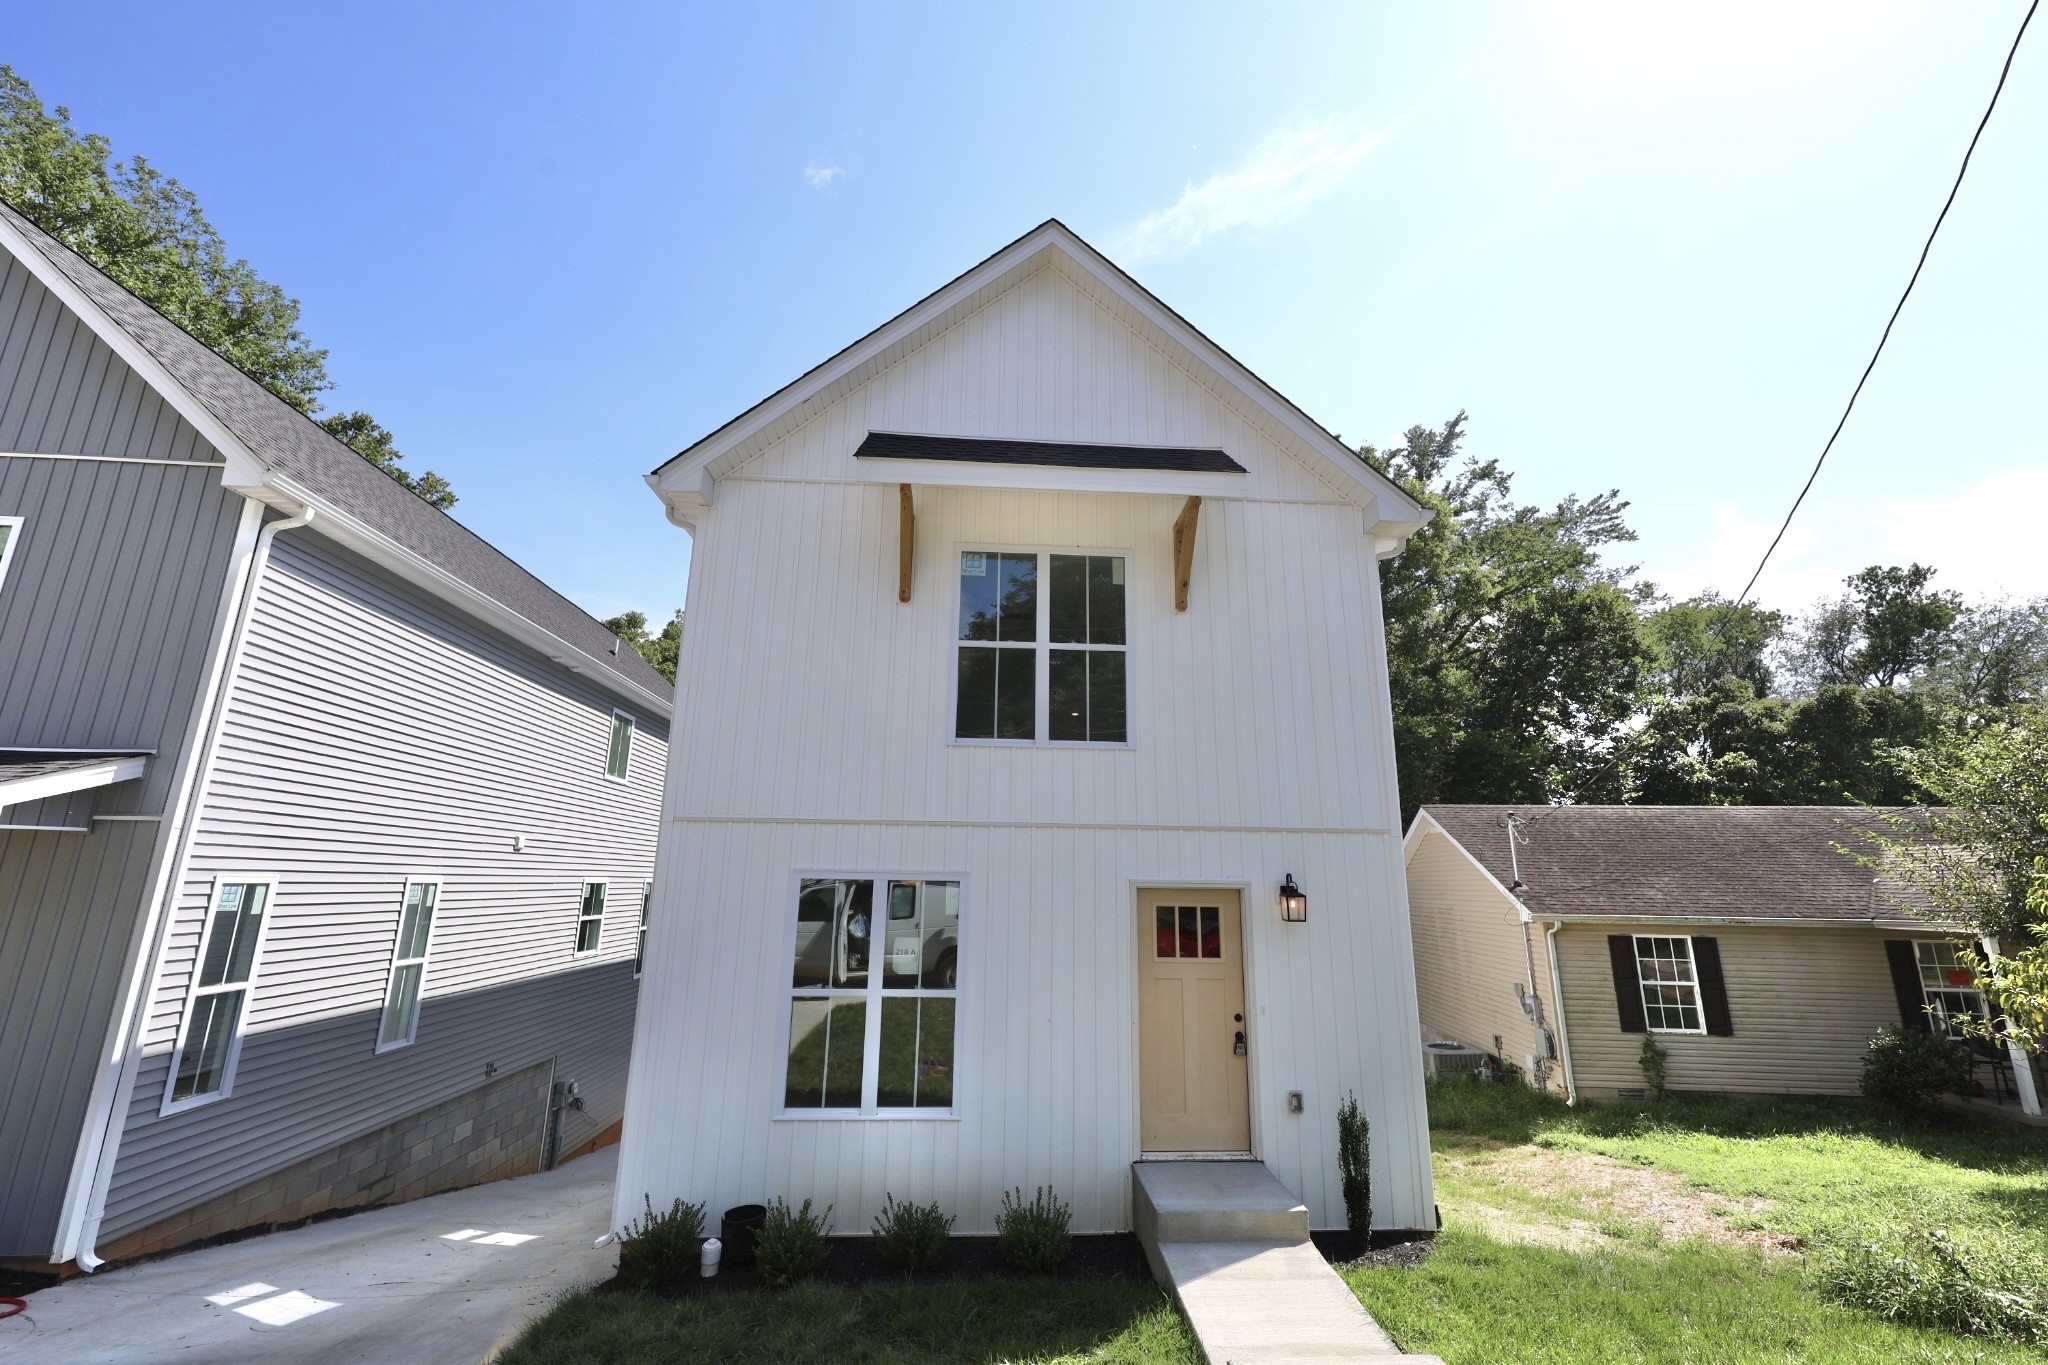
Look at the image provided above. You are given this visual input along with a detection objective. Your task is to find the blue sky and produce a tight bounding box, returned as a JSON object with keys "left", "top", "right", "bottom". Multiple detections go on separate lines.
{"left": 8, "top": 2, "right": 2044, "bottom": 620}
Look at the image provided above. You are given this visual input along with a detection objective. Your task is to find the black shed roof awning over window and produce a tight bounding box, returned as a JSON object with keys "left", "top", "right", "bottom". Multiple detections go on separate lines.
{"left": 853, "top": 431, "right": 1247, "bottom": 474}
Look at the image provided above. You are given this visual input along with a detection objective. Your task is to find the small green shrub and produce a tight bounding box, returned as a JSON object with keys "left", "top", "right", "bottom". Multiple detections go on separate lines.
{"left": 872, "top": 1194, "right": 953, "bottom": 1272}
{"left": 995, "top": 1186, "right": 1071, "bottom": 1274}
{"left": 1815, "top": 1224, "right": 2048, "bottom": 1343}
{"left": 756, "top": 1197, "right": 833, "bottom": 1287}
{"left": 1336, "top": 1091, "right": 1371, "bottom": 1234}
{"left": 1638, "top": 1035, "right": 1670, "bottom": 1100}
{"left": 618, "top": 1193, "right": 706, "bottom": 1291}
{"left": 1858, "top": 1024, "right": 1970, "bottom": 1111}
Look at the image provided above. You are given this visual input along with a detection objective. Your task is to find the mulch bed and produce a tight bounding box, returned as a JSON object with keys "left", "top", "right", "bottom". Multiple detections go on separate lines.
{"left": 612, "top": 1233, "right": 1156, "bottom": 1296}
{"left": 612, "top": 1230, "right": 1434, "bottom": 1296}
{"left": 0, "top": 1268, "right": 59, "bottom": 1301}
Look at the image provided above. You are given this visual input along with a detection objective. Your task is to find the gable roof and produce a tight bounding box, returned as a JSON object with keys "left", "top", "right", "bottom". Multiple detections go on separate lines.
{"left": 0, "top": 199, "right": 671, "bottom": 711}
{"left": 1410, "top": 804, "right": 1942, "bottom": 925}
{"left": 648, "top": 219, "right": 1429, "bottom": 550}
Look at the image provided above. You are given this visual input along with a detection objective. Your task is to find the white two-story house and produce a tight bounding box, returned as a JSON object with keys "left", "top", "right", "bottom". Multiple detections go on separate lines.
{"left": 619, "top": 220, "right": 1435, "bottom": 1237}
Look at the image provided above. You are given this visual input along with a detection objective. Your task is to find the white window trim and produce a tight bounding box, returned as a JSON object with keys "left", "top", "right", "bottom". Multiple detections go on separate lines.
{"left": 374, "top": 878, "right": 442, "bottom": 1054}
{"left": 605, "top": 708, "right": 635, "bottom": 782}
{"left": 160, "top": 873, "right": 280, "bottom": 1116}
{"left": 633, "top": 880, "right": 651, "bottom": 979}
{"left": 774, "top": 869, "right": 969, "bottom": 1120}
{"left": 1633, "top": 933, "right": 1707, "bottom": 1036}
{"left": 1914, "top": 939, "right": 1990, "bottom": 1039}
{"left": 573, "top": 880, "right": 609, "bottom": 957}
{"left": 947, "top": 544, "right": 1134, "bottom": 750}
{"left": 0, "top": 515, "right": 23, "bottom": 596}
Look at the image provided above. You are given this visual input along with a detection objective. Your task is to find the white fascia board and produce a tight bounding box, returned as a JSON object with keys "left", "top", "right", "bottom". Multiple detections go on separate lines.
{"left": 255, "top": 476, "right": 673, "bottom": 718}
{"left": 0, "top": 219, "right": 270, "bottom": 491}
{"left": 852, "top": 457, "right": 1250, "bottom": 500}
{"left": 1540, "top": 913, "right": 1968, "bottom": 932}
{"left": 0, "top": 756, "right": 148, "bottom": 813}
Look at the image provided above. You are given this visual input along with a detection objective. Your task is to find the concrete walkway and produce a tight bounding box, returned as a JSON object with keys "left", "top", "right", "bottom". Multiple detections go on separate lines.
{"left": 0, "top": 1146, "right": 618, "bottom": 1364}
{"left": 1134, "top": 1162, "right": 1443, "bottom": 1365}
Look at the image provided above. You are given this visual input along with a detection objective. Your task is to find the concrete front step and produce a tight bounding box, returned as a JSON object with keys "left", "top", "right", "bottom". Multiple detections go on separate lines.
{"left": 1133, "top": 1160, "right": 1312, "bottom": 1246}
{"left": 1160, "top": 1240, "right": 1440, "bottom": 1364}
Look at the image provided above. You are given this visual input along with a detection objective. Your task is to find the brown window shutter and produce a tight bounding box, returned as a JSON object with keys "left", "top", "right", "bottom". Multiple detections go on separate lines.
{"left": 1607, "top": 935, "right": 1647, "bottom": 1033}
{"left": 1692, "top": 936, "right": 1734, "bottom": 1036}
{"left": 1883, "top": 940, "right": 1930, "bottom": 1033}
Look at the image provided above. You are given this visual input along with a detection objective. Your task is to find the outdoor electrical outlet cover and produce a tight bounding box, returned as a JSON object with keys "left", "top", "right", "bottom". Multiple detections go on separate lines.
{"left": 1287, "top": 1091, "right": 1304, "bottom": 1113}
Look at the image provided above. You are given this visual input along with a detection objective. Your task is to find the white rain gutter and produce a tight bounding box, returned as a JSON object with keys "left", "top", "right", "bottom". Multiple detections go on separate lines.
{"left": 65, "top": 503, "right": 313, "bottom": 1271}
{"left": 1545, "top": 921, "right": 1578, "bottom": 1106}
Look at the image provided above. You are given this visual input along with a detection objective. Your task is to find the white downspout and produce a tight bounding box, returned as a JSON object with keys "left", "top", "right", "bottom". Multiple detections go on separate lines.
{"left": 1546, "top": 920, "right": 1578, "bottom": 1106}
{"left": 71, "top": 503, "right": 313, "bottom": 1271}
{"left": 1981, "top": 935, "right": 2042, "bottom": 1118}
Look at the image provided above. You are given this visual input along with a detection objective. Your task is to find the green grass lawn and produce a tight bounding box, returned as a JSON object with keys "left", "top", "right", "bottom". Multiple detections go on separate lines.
{"left": 1347, "top": 1081, "right": 2048, "bottom": 1363}
{"left": 499, "top": 1277, "right": 1199, "bottom": 1364}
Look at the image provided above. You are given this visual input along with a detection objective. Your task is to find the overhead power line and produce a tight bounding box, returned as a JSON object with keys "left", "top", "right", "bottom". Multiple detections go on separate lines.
{"left": 1731, "top": 0, "right": 2040, "bottom": 611}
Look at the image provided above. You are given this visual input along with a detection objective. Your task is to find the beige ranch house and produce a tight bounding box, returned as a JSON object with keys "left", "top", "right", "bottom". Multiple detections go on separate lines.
{"left": 618, "top": 220, "right": 1441, "bottom": 1239}
{"left": 1405, "top": 804, "right": 2041, "bottom": 1115}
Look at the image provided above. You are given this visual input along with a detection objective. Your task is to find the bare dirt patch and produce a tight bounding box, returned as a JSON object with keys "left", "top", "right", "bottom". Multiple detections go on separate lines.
{"left": 1436, "top": 1138, "right": 1803, "bottom": 1256}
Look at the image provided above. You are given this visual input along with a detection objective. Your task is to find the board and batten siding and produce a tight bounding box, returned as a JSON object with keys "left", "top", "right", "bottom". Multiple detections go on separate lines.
{"left": 1556, "top": 922, "right": 1905, "bottom": 1099}
{"left": 99, "top": 532, "right": 667, "bottom": 1239}
{"left": 622, "top": 263, "right": 1435, "bottom": 1239}
{"left": 0, "top": 254, "right": 215, "bottom": 461}
{"left": 1404, "top": 827, "right": 1557, "bottom": 1080}
{"left": 0, "top": 432, "right": 245, "bottom": 1252}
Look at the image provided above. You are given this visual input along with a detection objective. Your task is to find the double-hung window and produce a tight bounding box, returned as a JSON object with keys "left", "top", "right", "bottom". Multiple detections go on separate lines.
{"left": 606, "top": 710, "right": 634, "bottom": 780}
{"left": 634, "top": 881, "right": 652, "bottom": 978}
{"left": 377, "top": 881, "right": 439, "bottom": 1050}
{"left": 1914, "top": 940, "right": 1989, "bottom": 1040}
{"left": 955, "top": 550, "right": 1126, "bottom": 744}
{"left": 574, "top": 882, "right": 606, "bottom": 955}
{"left": 1633, "top": 935, "right": 1704, "bottom": 1033}
{"left": 784, "top": 876, "right": 960, "bottom": 1114}
{"left": 0, "top": 516, "right": 22, "bottom": 597}
{"left": 165, "top": 878, "right": 274, "bottom": 1108}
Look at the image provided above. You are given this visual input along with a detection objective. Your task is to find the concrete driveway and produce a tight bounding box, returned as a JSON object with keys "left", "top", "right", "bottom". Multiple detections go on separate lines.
{"left": 0, "top": 1146, "right": 618, "bottom": 1364}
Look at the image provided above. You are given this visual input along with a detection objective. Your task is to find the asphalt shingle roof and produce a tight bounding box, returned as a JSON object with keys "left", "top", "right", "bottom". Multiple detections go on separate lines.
{"left": 0, "top": 200, "right": 671, "bottom": 703}
{"left": 1414, "top": 804, "right": 1938, "bottom": 923}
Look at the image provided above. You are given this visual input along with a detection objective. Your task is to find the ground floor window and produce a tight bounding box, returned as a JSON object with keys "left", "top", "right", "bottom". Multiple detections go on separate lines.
{"left": 377, "top": 881, "right": 439, "bottom": 1050}
{"left": 1634, "top": 934, "right": 1704, "bottom": 1033}
{"left": 165, "top": 878, "right": 274, "bottom": 1108}
{"left": 574, "top": 882, "right": 606, "bottom": 955}
{"left": 1914, "top": 940, "right": 1989, "bottom": 1039}
{"left": 784, "top": 876, "right": 959, "bottom": 1113}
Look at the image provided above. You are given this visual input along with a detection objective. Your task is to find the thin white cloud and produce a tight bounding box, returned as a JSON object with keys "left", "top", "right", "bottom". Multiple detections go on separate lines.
{"left": 1636, "top": 502, "right": 1836, "bottom": 612}
{"left": 1114, "top": 117, "right": 1385, "bottom": 261}
{"left": 803, "top": 162, "right": 845, "bottom": 189}
{"left": 1881, "top": 468, "right": 2048, "bottom": 601}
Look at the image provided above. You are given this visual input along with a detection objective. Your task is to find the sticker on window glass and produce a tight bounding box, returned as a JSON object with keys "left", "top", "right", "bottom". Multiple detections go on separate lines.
{"left": 1110, "top": 558, "right": 1125, "bottom": 586}
{"left": 961, "top": 552, "right": 987, "bottom": 577}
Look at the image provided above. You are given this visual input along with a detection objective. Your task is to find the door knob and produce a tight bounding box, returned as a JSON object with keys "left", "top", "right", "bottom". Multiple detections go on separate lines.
{"left": 1234, "top": 1030, "right": 1247, "bottom": 1056}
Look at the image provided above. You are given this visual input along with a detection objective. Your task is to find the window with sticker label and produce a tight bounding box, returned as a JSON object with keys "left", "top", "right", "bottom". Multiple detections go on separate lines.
{"left": 956, "top": 550, "right": 1126, "bottom": 743}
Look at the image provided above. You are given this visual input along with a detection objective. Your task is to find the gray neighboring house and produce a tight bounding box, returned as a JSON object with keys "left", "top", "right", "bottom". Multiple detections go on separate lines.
{"left": 0, "top": 200, "right": 672, "bottom": 1273}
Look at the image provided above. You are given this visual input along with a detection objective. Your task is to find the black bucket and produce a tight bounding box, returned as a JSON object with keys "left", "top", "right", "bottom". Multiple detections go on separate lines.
{"left": 721, "top": 1204, "right": 767, "bottom": 1266}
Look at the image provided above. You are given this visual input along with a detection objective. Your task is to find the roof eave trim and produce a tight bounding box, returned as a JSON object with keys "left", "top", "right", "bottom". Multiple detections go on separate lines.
{"left": 1404, "top": 810, "right": 1529, "bottom": 912}
{"left": 0, "top": 755, "right": 148, "bottom": 813}
{"left": 1536, "top": 912, "right": 1965, "bottom": 932}
{"left": 258, "top": 474, "right": 674, "bottom": 717}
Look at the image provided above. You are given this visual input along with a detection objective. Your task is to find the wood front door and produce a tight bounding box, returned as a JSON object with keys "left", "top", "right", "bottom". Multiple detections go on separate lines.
{"left": 1138, "top": 888, "right": 1250, "bottom": 1153}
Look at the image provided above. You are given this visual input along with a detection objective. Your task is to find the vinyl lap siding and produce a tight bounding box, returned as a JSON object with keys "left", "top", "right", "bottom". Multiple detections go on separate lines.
{"left": 1405, "top": 829, "right": 1555, "bottom": 1076}
{"left": 100, "top": 533, "right": 666, "bottom": 1239}
{"left": 0, "top": 256, "right": 215, "bottom": 460}
{"left": 1557, "top": 923, "right": 1904, "bottom": 1098}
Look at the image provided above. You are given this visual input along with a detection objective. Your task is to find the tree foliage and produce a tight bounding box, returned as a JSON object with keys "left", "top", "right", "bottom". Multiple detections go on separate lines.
{"left": 1364, "top": 413, "right": 1651, "bottom": 815}
{"left": 603, "top": 609, "right": 683, "bottom": 683}
{"left": 0, "top": 65, "right": 453, "bottom": 508}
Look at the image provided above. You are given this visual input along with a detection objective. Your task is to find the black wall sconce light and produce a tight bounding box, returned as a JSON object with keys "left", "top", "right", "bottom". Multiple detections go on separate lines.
{"left": 1279, "top": 873, "right": 1308, "bottom": 923}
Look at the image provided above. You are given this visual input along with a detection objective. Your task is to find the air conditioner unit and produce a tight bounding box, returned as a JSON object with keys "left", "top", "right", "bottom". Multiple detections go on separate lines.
{"left": 1421, "top": 1040, "right": 1488, "bottom": 1080}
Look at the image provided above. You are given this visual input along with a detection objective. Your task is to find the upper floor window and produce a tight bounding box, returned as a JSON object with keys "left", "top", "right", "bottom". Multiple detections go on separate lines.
{"left": 0, "top": 517, "right": 22, "bottom": 596}
{"left": 378, "top": 881, "right": 439, "bottom": 1051}
{"left": 606, "top": 710, "right": 635, "bottom": 780}
{"left": 165, "top": 878, "right": 274, "bottom": 1109}
{"left": 955, "top": 550, "right": 1126, "bottom": 744}
{"left": 1915, "top": 940, "right": 1988, "bottom": 1040}
{"left": 574, "top": 882, "right": 607, "bottom": 955}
